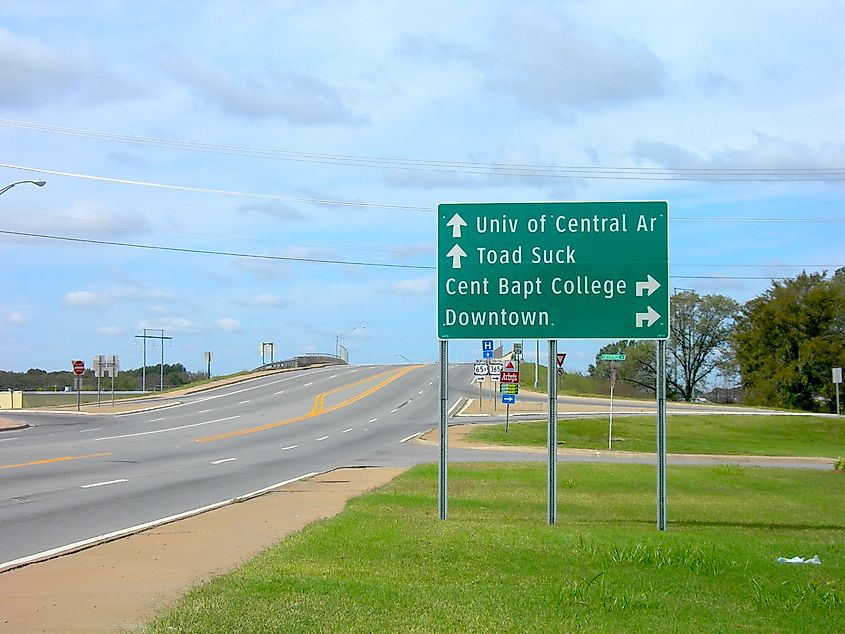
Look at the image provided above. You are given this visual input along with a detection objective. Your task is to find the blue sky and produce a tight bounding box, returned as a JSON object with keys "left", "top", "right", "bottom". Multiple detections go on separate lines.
{"left": 0, "top": 1, "right": 843, "bottom": 376}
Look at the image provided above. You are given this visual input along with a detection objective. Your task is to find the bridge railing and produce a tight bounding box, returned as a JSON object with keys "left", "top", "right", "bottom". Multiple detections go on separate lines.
{"left": 256, "top": 353, "right": 345, "bottom": 372}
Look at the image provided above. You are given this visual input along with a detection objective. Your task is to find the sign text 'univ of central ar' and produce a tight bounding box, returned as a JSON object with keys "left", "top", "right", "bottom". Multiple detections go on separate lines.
{"left": 437, "top": 201, "right": 669, "bottom": 340}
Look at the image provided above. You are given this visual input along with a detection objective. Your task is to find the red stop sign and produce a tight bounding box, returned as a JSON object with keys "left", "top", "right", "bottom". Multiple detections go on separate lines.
{"left": 73, "top": 360, "right": 85, "bottom": 376}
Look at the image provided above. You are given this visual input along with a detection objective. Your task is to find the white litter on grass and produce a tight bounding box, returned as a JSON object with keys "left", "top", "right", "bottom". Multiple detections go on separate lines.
{"left": 777, "top": 555, "right": 821, "bottom": 565}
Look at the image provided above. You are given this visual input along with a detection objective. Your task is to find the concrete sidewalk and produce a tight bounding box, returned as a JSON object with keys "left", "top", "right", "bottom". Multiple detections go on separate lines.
{"left": 0, "top": 467, "right": 405, "bottom": 633}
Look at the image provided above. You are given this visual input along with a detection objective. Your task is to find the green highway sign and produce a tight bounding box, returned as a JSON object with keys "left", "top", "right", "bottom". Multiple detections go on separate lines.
{"left": 437, "top": 201, "right": 669, "bottom": 340}
{"left": 600, "top": 354, "right": 627, "bottom": 361}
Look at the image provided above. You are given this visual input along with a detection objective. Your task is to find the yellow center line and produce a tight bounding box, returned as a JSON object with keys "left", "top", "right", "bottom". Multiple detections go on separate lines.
{"left": 0, "top": 452, "right": 111, "bottom": 471}
{"left": 195, "top": 365, "right": 423, "bottom": 443}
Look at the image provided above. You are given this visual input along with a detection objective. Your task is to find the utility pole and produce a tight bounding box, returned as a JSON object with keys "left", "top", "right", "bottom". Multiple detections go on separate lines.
{"left": 135, "top": 329, "right": 172, "bottom": 392}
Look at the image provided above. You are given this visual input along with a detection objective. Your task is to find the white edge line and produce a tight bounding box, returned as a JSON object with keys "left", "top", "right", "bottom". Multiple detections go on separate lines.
{"left": 81, "top": 479, "right": 127, "bottom": 489}
{"left": 0, "top": 471, "right": 318, "bottom": 573}
{"left": 400, "top": 431, "right": 423, "bottom": 443}
{"left": 198, "top": 409, "right": 212, "bottom": 414}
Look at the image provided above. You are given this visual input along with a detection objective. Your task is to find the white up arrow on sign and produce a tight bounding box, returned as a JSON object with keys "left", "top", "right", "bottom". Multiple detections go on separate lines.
{"left": 635, "top": 274, "right": 661, "bottom": 297}
{"left": 446, "top": 244, "right": 467, "bottom": 269}
{"left": 635, "top": 306, "right": 661, "bottom": 328}
{"left": 446, "top": 213, "right": 467, "bottom": 238}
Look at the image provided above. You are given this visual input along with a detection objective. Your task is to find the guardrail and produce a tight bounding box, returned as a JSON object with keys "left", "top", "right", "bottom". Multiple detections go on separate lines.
{"left": 256, "top": 353, "right": 346, "bottom": 372}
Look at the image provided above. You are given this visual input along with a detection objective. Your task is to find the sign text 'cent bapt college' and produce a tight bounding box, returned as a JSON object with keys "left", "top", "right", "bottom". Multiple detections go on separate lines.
{"left": 437, "top": 201, "right": 669, "bottom": 340}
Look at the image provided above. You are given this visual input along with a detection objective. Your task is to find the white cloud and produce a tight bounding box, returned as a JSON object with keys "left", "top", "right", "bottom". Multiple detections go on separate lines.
{"left": 63, "top": 290, "right": 104, "bottom": 308}
{"left": 212, "top": 318, "right": 243, "bottom": 333}
{"left": 388, "top": 277, "right": 434, "bottom": 295}
{"left": 96, "top": 325, "right": 123, "bottom": 336}
{"left": 165, "top": 56, "right": 369, "bottom": 125}
{"left": 241, "top": 294, "right": 284, "bottom": 307}
{"left": 138, "top": 317, "right": 200, "bottom": 335}
{"left": 633, "top": 132, "right": 845, "bottom": 172}
{"left": 0, "top": 27, "right": 135, "bottom": 107}
{"left": 8, "top": 201, "right": 151, "bottom": 241}
{"left": 238, "top": 201, "right": 308, "bottom": 222}
{"left": 7, "top": 312, "right": 25, "bottom": 325}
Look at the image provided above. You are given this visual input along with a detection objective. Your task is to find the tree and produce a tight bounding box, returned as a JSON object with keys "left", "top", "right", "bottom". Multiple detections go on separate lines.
{"left": 669, "top": 291, "right": 739, "bottom": 401}
{"left": 733, "top": 269, "right": 845, "bottom": 412}
{"left": 590, "top": 291, "right": 739, "bottom": 400}
{"left": 589, "top": 340, "right": 656, "bottom": 394}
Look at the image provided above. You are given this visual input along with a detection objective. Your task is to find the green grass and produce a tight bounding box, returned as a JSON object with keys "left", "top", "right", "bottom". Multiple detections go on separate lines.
{"left": 519, "top": 362, "right": 665, "bottom": 400}
{"left": 467, "top": 414, "right": 845, "bottom": 457}
{"left": 144, "top": 463, "right": 845, "bottom": 633}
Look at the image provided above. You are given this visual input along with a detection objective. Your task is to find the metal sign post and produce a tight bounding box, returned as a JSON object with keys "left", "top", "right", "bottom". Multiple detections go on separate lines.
{"left": 599, "top": 354, "right": 625, "bottom": 450}
{"left": 438, "top": 340, "right": 449, "bottom": 520}
{"left": 657, "top": 340, "right": 667, "bottom": 531}
{"left": 609, "top": 362, "right": 616, "bottom": 450}
{"left": 833, "top": 368, "right": 842, "bottom": 416}
{"left": 548, "top": 340, "right": 558, "bottom": 525}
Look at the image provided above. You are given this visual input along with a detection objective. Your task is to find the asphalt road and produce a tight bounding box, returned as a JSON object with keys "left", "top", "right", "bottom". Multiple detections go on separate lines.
{"left": 0, "top": 362, "right": 824, "bottom": 567}
{"left": 1, "top": 362, "right": 512, "bottom": 566}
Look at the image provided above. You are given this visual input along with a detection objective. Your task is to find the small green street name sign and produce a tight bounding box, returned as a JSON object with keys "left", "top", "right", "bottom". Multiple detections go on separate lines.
{"left": 600, "top": 354, "right": 627, "bottom": 361}
{"left": 437, "top": 201, "right": 669, "bottom": 340}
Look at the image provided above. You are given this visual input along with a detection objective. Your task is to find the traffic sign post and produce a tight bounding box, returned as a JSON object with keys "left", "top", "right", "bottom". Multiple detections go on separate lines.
{"left": 72, "top": 360, "right": 84, "bottom": 411}
{"left": 474, "top": 362, "right": 489, "bottom": 410}
{"left": 834, "top": 367, "right": 842, "bottom": 416}
{"left": 438, "top": 201, "right": 669, "bottom": 340}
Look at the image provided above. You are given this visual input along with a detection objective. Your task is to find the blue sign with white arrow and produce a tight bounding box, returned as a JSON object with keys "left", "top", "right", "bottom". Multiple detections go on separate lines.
{"left": 502, "top": 394, "right": 516, "bottom": 404}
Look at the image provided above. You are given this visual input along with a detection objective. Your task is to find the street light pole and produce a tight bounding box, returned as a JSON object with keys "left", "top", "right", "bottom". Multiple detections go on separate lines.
{"left": 336, "top": 325, "right": 365, "bottom": 359}
{"left": 0, "top": 180, "right": 46, "bottom": 197}
{"left": 394, "top": 354, "right": 411, "bottom": 364}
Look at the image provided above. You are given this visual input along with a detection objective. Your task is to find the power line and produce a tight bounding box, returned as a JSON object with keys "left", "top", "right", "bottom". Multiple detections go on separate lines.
{"left": 2, "top": 162, "right": 845, "bottom": 223}
{"left": 1, "top": 229, "right": 839, "bottom": 279}
{"left": 0, "top": 163, "right": 431, "bottom": 212}
{"left": 2, "top": 119, "right": 843, "bottom": 181}
{"left": 0, "top": 230, "right": 432, "bottom": 270}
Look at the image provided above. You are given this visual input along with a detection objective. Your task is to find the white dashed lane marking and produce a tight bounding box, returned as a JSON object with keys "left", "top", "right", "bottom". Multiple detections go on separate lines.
{"left": 281, "top": 445, "right": 298, "bottom": 451}
{"left": 341, "top": 428, "right": 352, "bottom": 434}
{"left": 316, "top": 436, "right": 329, "bottom": 441}
{"left": 211, "top": 458, "right": 237, "bottom": 465}
{"left": 95, "top": 416, "right": 240, "bottom": 440}
{"left": 81, "top": 479, "right": 127, "bottom": 489}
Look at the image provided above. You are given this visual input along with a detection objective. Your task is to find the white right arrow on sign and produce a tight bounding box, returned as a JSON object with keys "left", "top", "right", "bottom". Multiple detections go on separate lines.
{"left": 446, "top": 244, "right": 467, "bottom": 269}
{"left": 635, "top": 306, "right": 661, "bottom": 328}
{"left": 636, "top": 274, "right": 661, "bottom": 297}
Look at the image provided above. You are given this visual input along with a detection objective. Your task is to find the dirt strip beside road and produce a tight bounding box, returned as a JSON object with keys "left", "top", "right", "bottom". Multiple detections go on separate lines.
{"left": 0, "top": 467, "right": 405, "bottom": 633}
